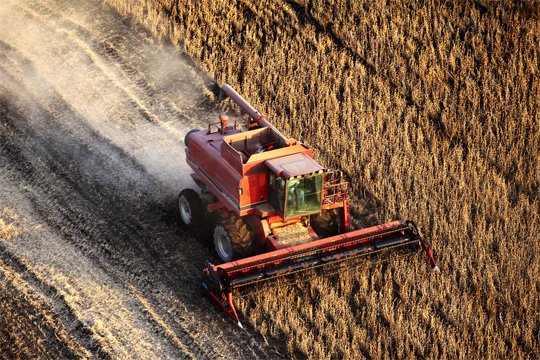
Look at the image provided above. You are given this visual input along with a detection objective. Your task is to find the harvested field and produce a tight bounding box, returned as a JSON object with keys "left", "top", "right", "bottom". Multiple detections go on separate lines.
{"left": 0, "top": 0, "right": 281, "bottom": 358}
{"left": 104, "top": 1, "right": 540, "bottom": 359}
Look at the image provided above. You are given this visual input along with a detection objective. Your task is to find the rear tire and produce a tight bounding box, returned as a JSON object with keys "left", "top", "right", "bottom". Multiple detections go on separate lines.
{"left": 178, "top": 189, "right": 210, "bottom": 242}
{"left": 178, "top": 189, "right": 201, "bottom": 226}
{"left": 213, "top": 215, "right": 256, "bottom": 262}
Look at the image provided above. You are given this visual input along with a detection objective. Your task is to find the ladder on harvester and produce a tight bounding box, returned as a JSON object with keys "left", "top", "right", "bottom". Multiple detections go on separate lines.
{"left": 322, "top": 171, "right": 349, "bottom": 207}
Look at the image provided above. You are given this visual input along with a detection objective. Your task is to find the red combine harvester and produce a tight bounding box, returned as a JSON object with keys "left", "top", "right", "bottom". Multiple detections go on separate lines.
{"left": 179, "top": 84, "right": 438, "bottom": 327}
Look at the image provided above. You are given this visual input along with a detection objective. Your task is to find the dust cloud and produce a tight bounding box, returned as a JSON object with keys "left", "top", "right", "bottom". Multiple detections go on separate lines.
{"left": 0, "top": 0, "right": 218, "bottom": 201}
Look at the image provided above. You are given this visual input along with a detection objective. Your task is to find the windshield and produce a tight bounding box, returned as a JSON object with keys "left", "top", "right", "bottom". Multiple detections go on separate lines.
{"left": 284, "top": 174, "right": 323, "bottom": 219}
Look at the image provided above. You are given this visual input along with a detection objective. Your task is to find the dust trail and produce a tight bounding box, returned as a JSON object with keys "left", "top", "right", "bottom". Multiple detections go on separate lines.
{"left": 0, "top": 0, "right": 219, "bottom": 197}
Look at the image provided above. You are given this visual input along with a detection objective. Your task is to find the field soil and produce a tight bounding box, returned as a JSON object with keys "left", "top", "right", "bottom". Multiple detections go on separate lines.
{"left": 0, "top": 0, "right": 281, "bottom": 358}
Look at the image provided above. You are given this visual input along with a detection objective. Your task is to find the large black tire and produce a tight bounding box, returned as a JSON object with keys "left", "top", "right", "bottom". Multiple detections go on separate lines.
{"left": 310, "top": 209, "right": 341, "bottom": 238}
{"left": 178, "top": 189, "right": 210, "bottom": 242}
{"left": 213, "top": 215, "right": 256, "bottom": 262}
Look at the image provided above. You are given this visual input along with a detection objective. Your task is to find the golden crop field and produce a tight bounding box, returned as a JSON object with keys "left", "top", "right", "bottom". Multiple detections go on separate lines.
{"left": 106, "top": 0, "right": 539, "bottom": 358}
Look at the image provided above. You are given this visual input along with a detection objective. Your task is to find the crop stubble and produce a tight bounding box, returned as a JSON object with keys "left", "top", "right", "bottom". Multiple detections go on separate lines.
{"left": 105, "top": 0, "right": 539, "bottom": 359}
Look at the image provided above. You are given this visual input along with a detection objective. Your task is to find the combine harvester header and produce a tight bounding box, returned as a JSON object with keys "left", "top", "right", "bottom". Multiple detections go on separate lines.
{"left": 178, "top": 84, "right": 438, "bottom": 327}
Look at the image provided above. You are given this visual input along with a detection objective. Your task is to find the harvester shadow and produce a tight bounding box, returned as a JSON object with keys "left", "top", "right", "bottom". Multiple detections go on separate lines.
{"left": 348, "top": 189, "right": 385, "bottom": 230}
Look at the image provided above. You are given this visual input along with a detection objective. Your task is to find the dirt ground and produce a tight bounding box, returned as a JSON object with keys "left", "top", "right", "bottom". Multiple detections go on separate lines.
{"left": 0, "top": 0, "right": 283, "bottom": 358}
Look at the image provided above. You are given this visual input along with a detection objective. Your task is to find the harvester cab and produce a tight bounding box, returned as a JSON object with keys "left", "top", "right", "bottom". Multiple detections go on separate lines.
{"left": 178, "top": 84, "right": 438, "bottom": 327}
{"left": 266, "top": 154, "right": 324, "bottom": 218}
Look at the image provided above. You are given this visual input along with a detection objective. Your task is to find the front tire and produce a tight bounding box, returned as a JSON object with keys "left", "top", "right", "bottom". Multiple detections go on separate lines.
{"left": 213, "top": 215, "right": 256, "bottom": 262}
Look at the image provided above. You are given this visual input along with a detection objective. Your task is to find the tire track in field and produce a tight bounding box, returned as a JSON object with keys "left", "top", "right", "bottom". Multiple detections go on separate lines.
{"left": 0, "top": 75, "right": 211, "bottom": 358}
{"left": 0, "top": 249, "right": 101, "bottom": 359}
{"left": 0, "top": 109, "right": 211, "bottom": 358}
{"left": 0, "top": 13, "right": 202, "bottom": 357}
